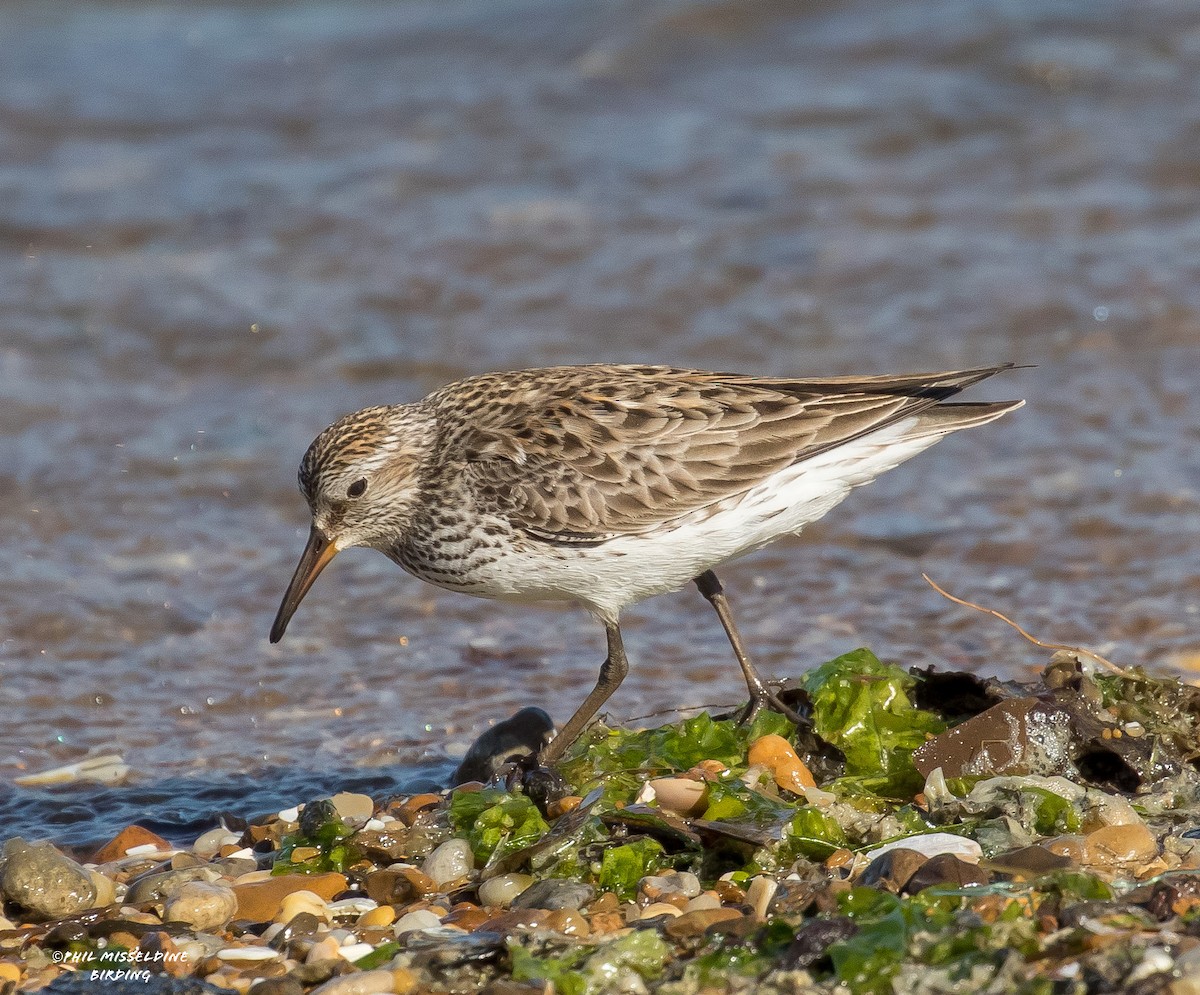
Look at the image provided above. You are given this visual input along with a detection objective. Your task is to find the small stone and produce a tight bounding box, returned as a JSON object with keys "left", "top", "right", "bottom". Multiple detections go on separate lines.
{"left": 0, "top": 963, "right": 20, "bottom": 985}
{"left": 309, "top": 969, "right": 397, "bottom": 995}
{"left": 358, "top": 906, "right": 396, "bottom": 928}
{"left": 249, "top": 979, "right": 304, "bottom": 995}
{"left": 546, "top": 796, "right": 583, "bottom": 819}
{"left": 545, "top": 909, "right": 590, "bottom": 937}
{"left": 862, "top": 833, "right": 983, "bottom": 864}
{"left": 639, "top": 902, "right": 683, "bottom": 920}
{"left": 664, "top": 907, "right": 744, "bottom": 938}
{"left": 126, "top": 865, "right": 220, "bottom": 905}
{"left": 336, "top": 942, "right": 375, "bottom": 963}
{"left": 365, "top": 867, "right": 432, "bottom": 906}
{"left": 331, "top": 793, "right": 375, "bottom": 824}
{"left": 395, "top": 794, "right": 442, "bottom": 827}
{"left": 422, "top": 838, "right": 474, "bottom": 887}
{"left": 233, "top": 872, "right": 348, "bottom": 922}
{"left": 859, "top": 848, "right": 929, "bottom": 893}
{"left": 748, "top": 735, "right": 816, "bottom": 792}
{"left": 478, "top": 908, "right": 553, "bottom": 936}
{"left": 442, "top": 903, "right": 492, "bottom": 931}
{"left": 394, "top": 909, "right": 442, "bottom": 935}
{"left": 647, "top": 777, "right": 709, "bottom": 816}
{"left": 88, "top": 869, "right": 116, "bottom": 908}
{"left": 511, "top": 878, "right": 594, "bottom": 911}
{"left": 277, "top": 890, "right": 332, "bottom": 924}
{"left": 745, "top": 876, "right": 777, "bottom": 921}
{"left": 478, "top": 873, "right": 535, "bottom": 909}
{"left": 684, "top": 893, "right": 722, "bottom": 912}
{"left": 903, "top": 854, "right": 989, "bottom": 893}
{"left": 217, "top": 944, "right": 281, "bottom": 962}
{"left": 1, "top": 838, "right": 96, "bottom": 917}
{"left": 1084, "top": 823, "right": 1159, "bottom": 868}
{"left": 305, "top": 936, "right": 343, "bottom": 964}
{"left": 92, "top": 825, "right": 173, "bottom": 864}
{"left": 640, "top": 872, "right": 701, "bottom": 901}
{"left": 164, "top": 881, "right": 239, "bottom": 931}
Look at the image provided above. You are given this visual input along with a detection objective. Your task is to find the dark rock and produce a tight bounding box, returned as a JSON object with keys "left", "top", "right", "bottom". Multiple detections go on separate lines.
{"left": 298, "top": 799, "right": 339, "bottom": 838}
{"left": 902, "top": 853, "right": 989, "bottom": 893}
{"left": 913, "top": 697, "right": 1073, "bottom": 779}
{"left": 510, "top": 878, "right": 594, "bottom": 911}
{"left": 243, "top": 980, "right": 303, "bottom": 995}
{"left": 126, "top": 866, "right": 217, "bottom": 907}
{"left": 783, "top": 916, "right": 858, "bottom": 969}
{"left": 988, "top": 845, "right": 1075, "bottom": 876}
{"left": 452, "top": 708, "right": 555, "bottom": 786}
{"left": 858, "top": 848, "right": 928, "bottom": 893}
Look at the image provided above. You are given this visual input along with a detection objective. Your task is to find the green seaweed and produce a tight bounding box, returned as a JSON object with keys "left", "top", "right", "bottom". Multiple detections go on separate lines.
{"left": 449, "top": 787, "right": 549, "bottom": 865}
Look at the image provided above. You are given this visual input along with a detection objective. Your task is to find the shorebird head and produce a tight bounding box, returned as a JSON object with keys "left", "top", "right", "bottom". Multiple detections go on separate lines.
{"left": 270, "top": 403, "right": 434, "bottom": 643}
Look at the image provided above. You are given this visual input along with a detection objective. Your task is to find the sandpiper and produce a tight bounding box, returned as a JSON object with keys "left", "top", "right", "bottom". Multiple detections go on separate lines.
{"left": 270, "top": 364, "right": 1022, "bottom": 764}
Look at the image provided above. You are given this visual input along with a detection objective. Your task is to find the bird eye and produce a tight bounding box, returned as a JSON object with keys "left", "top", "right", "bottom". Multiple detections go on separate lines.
{"left": 346, "top": 478, "right": 368, "bottom": 498}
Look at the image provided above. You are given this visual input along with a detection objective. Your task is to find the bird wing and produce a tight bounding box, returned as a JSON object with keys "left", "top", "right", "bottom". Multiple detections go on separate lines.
{"left": 441, "top": 365, "right": 1012, "bottom": 542}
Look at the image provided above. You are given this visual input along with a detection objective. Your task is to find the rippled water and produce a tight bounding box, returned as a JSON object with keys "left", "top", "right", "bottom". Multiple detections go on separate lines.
{"left": 2, "top": 0, "right": 1199, "bottom": 844}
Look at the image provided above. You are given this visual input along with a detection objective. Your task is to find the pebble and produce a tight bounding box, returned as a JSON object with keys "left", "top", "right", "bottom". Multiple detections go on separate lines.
{"left": 684, "top": 892, "right": 722, "bottom": 912}
{"left": 365, "top": 867, "right": 434, "bottom": 905}
{"left": 422, "top": 838, "right": 474, "bottom": 886}
{"left": 1084, "top": 823, "right": 1159, "bottom": 868}
{"left": 511, "top": 878, "right": 594, "bottom": 911}
{"left": 664, "top": 907, "right": 744, "bottom": 938}
{"left": 336, "top": 942, "right": 375, "bottom": 962}
{"left": 647, "top": 777, "right": 709, "bottom": 816}
{"left": 217, "top": 945, "right": 281, "bottom": 962}
{"left": 193, "top": 827, "right": 243, "bottom": 858}
{"left": 639, "top": 902, "right": 683, "bottom": 920}
{"left": 306, "top": 936, "right": 343, "bottom": 963}
{"left": 394, "top": 909, "right": 443, "bottom": 935}
{"left": 309, "top": 969, "right": 397, "bottom": 995}
{"left": 0, "top": 964, "right": 20, "bottom": 985}
{"left": 745, "top": 875, "right": 777, "bottom": 921}
{"left": 358, "top": 905, "right": 396, "bottom": 928}
{"left": 640, "top": 871, "right": 702, "bottom": 900}
{"left": 164, "top": 881, "right": 239, "bottom": 932}
{"left": 332, "top": 792, "right": 376, "bottom": 824}
{"left": 748, "top": 734, "right": 816, "bottom": 792}
{"left": 277, "top": 890, "right": 332, "bottom": 924}
{"left": 478, "top": 873, "right": 535, "bottom": 908}
{"left": 127, "top": 865, "right": 220, "bottom": 906}
{"left": 862, "top": 833, "right": 983, "bottom": 864}
{"left": 1, "top": 838, "right": 96, "bottom": 917}
{"left": 87, "top": 869, "right": 116, "bottom": 907}
{"left": 233, "top": 872, "right": 348, "bottom": 922}
{"left": 92, "top": 824, "right": 173, "bottom": 864}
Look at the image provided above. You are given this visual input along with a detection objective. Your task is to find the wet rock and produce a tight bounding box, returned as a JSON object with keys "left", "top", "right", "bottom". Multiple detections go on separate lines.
{"left": 478, "top": 873, "right": 535, "bottom": 909}
{"left": 745, "top": 875, "right": 777, "bottom": 920}
{"left": 309, "top": 969, "right": 396, "bottom": 995}
{"left": 163, "top": 881, "right": 238, "bottom": 932}
{"left": 748, "top": 734, "right": 816, "bottom": 793}
{"left": 863, "top": 832, "right": 982, "bottom": 864}
{"left": 989, "top": 844, "right": 1077, "bottom": 875}
{"left": 663, "top": 907, "right": 743, "bottom": 938}
{"left": 452, "top": 707, "right": 555, "bottom": 785}
{"left": 859, "top": 848, "right": 929, "bottom": 893}
{"left": 423, "top": 838, "right": 474, "bottom": 886}
{"left": 639, "top": 902, "right": 683, "bottom": 920}
{"left": 913, "top": 697, "right": 1073, "bottom": 779}
{"left": 902, "top": 853, "right": 990, "bottom": 893}
{"left": 276, "top": 890, "right": 331, "bottom": 924}
{"left": 510, "top": 878, "right": 593, "bottom": 911}
{"left": 784, "top": 916, "right": 859, "bottom": 970}
{"left": 646, "top": 777, "right": 709, "bottom": 816}
{"left": 126, "top": 865, "right": 219, "bottom": 906}
{"left": 640, "top": 871, "right": 701, "bottom": 901}
{"left": 1, "top": 838, "right": 96, "bottom": 917}
{"left": 232, "top": 872, "right": 348, "bottom": 922}
{"left": 249, "top": 979, "right": 305, "bottom": 995}
{"left": 394, "top": 909, "right": 442, "bottom": 935}
{"left": 365, "top": 867, "right": 433, "bottom": 905}
{"left": 1083, "top": 823, "right": 1159, "bottom": 869}
{"left": 330, "top": 793, "right": 374, "bottom": 825}
{"left": 92, "top": 825, "right": 173, "bottom": 864}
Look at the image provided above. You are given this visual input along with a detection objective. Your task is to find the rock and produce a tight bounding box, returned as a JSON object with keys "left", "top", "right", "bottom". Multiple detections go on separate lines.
{"left": 125, "top": 865, "right": 219, "bottom": 906}
{"left": 331, "top": 793, "right": 375, "bottom": 825}
{"left": 451, "top": 707, "right": 554, "bottom": 785}
{"left": 92, "top": 825, "right": 172, "bottom": 864}
{"left": 276, "top": 890, "right": 332, "bottom": 925}
{"left": 394, "top": 909, "right": 442, "bottom": 935}
{"left": 163, "top": 881, "right": 238, "bottom": 932}
{"left": 544, "top": 909, "right": 589, "bottom": 937}
{"left": 232, "top": 872, "right": 348, "bottom": 922}
{"left": 358, "top": 905, "right": 396, "bottom": 928}
{"left": 745, "top": 875, "right": 777, "bottom": 921}
{"left": 639, "top": 902, "right": 683, "bottom": 920}
{"left": 646, "top": 777, "right": 709, "bottom": 816}
{"left": 422, "top": 838, "right": 474, "bottom": 886}
{"left": 903, "top": 853, "right": 989, "bottom": 893}
{"left": 247, "top": 979, "right": 305, "bottom": 995}
{"left": 477, "top": 873, "right": 535, "bottom": 909}
{"left": 1, "top": 838, "right": 96, "bottom": 917}
{"left": 510, "top": 878, "right": 594, "bottom": 911}
{"left": 309, "top": 969, "right": 396, "bottom": 995}
{"left": 859, "top": 848, "right": 929, "bottom": 893}
{"left": 87, "top": 869, "right": 116, "bottom": 908}
{"left": 1084, "top": 823, "right": 1159, "bottom": 869}
{"left": 475, "top": 908, "right": 554, "bottom": 936}
{"left": 664, "top": 907, "right": 744, "bottom": 939}
{"left": 862, "top": 833, "right": 983, "bottom": 864}
{"left": 913, "top": 698, "right": 1073, "bottom": 779}
{"left": 640, "top": 871, "right": 701, "bottom": 901}
{"left": 748, "top": 735, "right": 816, "bottom": 793}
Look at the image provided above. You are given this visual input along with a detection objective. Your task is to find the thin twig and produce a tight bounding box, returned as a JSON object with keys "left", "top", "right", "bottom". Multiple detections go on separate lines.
{"left": 922, "top": 573, "right": 1127, "bottom": 676}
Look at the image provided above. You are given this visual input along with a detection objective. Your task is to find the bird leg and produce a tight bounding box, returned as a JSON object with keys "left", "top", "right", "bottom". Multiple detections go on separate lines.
{"left": 693, "top": 570, "right": 806, "bottom": 726}
{"left": 538, "top": 620, "right": 628, "bottom": 765}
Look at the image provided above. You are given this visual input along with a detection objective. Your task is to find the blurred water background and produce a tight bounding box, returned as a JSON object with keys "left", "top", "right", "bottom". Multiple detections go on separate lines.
{"left": 3, "top": 0, "right": 1199, "bottom": 843}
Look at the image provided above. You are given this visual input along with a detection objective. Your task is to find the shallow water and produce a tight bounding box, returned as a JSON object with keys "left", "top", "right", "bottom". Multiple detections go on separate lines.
{"left": 2, "top": 0, "right": 1199, "bottom": 843}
